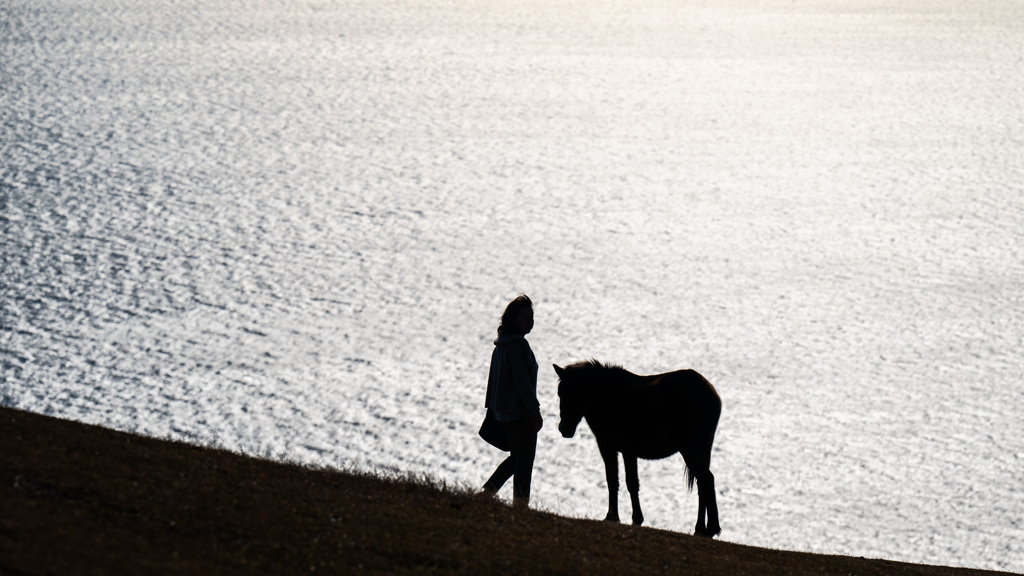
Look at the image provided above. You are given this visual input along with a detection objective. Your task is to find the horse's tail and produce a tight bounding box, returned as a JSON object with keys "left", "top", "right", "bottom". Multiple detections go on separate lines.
{"left": 685, "top": 384, "right": 722, "bottom": 492}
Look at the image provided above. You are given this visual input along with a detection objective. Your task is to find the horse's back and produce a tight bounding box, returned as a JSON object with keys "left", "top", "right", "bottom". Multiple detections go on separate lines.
{"left": 647, "top": 369, "right": 720, "bottom": 408}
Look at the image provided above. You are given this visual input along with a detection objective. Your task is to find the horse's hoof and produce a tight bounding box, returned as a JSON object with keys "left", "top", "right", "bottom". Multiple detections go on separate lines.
{"left": 694, "top": 527, "right": 719, "bottom": 538}
{"left": 604, "top": 515, "right": 619, "bottom": 523}
{"left": 632, "top": 515, "right": 644, "bottom": 526}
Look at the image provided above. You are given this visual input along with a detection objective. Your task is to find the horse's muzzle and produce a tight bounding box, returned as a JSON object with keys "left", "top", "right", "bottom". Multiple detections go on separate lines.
{"left": 559, "top": 421, "right": 577, "bottom": 438}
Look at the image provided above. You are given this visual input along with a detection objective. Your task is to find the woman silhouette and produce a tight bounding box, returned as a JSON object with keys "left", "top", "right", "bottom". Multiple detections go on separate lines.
{"left": 482, "top": 294, "right": 543, "bottom": 507}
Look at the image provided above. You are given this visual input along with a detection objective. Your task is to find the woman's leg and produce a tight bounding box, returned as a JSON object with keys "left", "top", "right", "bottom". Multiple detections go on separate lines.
{"left": 503, "top": 419, "right": 538, "bottom": 507}
{"left": 483, "top": 454, "right": 515, "bottom": 493}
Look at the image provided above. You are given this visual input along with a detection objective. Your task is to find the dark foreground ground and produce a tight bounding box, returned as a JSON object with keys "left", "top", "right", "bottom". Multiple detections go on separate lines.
{"left": 1, "top": 407, "right": 1015, "bottom": 576}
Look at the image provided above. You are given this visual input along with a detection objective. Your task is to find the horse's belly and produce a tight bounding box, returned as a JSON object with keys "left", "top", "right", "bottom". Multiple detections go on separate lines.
{"left": 620, "top": 434, "right": 679, "bottom": 460}
{"left": 633, "top": 446, "right": 679, "bottom": 460}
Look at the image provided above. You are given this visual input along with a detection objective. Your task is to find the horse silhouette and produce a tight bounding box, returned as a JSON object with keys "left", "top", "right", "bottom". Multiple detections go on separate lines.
{"left": 554, "top": 360, "right": 722, "bottom": 537}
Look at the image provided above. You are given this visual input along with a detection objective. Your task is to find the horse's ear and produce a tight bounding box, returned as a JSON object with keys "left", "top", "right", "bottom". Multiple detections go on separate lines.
{"left": 553, "top": 364, "right": 565, "bottom": 378}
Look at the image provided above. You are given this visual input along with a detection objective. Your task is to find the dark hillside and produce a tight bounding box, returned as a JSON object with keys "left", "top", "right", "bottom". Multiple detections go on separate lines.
{"left": 0, "top": 407, "right": 1013, "bottom": 575}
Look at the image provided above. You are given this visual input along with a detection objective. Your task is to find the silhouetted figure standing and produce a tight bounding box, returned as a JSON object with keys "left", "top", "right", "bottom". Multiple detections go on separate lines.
{"left": 482, "top": 294, "right": 543, "bottom": 507}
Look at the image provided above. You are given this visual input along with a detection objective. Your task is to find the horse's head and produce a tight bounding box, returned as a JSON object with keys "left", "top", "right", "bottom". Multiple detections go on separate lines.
{"left": 554, "top": 364, "right": 585, "bottom": 438}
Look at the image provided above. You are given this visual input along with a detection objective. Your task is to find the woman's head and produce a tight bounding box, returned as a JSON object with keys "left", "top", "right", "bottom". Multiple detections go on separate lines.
{"left": 497, "top": 294, "right": 534, "bottom": 336}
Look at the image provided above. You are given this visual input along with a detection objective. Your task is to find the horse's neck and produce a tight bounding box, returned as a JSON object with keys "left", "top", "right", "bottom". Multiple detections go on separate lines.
{"left": 590, "top": 371, "right": 638, "bottom": 401}
{"left": 583, "top": 377, "right": 633, "bottom": 428}
{"left": 605, "top": 369, "right": 641, "bottom": 388}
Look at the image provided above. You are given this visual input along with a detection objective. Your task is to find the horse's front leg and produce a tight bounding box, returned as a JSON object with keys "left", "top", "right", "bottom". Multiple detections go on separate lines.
{"left": 598, "top": 442, "right": 620, "bottom": 522}
{"left": 623, "top": 453, "right": 644, "bottom": 526}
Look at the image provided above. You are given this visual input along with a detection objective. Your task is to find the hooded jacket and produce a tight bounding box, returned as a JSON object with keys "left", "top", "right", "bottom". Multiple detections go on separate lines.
{"left": 484, "top": 334, "right": 540, "bottom": 422}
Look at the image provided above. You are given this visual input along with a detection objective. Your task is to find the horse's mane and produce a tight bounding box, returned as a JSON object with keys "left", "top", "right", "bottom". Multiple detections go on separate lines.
{"left": 565, "top": 359, "right": 635, "bottom": 382}
{"left": 566, "top": 358, "right": 617, "bottom": 370}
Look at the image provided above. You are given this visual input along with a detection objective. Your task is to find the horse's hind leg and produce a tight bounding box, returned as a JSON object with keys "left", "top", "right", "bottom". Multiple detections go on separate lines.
{"left": 694, "top": 469, "right": 720, "bottom": 538}
{"left": 683, "top": 448, "right": 720, "bottom": 538}
{"left": 695, "top": 491, "right": 708, "bottom": 537}
{"left": 623, "top": 454, "right": 644, "bottom": 526}
{"left": 599, "top": 442, "right": 620, "bottom": 522}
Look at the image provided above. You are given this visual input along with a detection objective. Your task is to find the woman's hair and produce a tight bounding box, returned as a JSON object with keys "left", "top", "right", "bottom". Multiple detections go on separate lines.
{"left": 497, "top": 294, "right": 533, "bottom": 337}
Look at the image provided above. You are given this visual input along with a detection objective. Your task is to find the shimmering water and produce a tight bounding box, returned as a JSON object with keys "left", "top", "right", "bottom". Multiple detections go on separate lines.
{"left": 3, "top": 0, "right": 1023, "bottom": 571}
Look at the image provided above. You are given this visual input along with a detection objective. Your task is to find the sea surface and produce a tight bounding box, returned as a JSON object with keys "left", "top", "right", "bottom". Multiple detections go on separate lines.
{"left": 2, "top": 0, "right": 1022, "bottom": 571}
